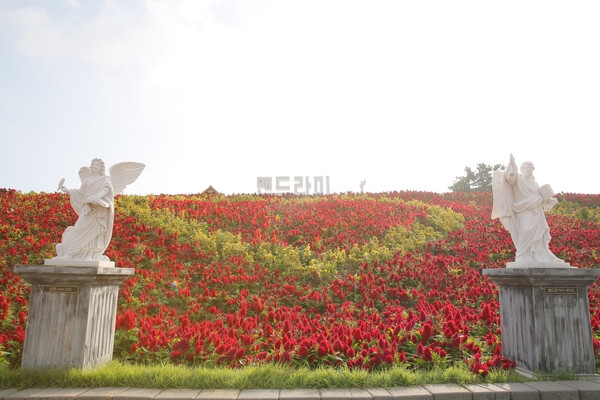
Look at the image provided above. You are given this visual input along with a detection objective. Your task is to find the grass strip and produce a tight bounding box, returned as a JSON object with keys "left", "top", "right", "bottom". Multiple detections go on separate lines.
{"left": 0, "top": 362, "right": 528, "bottom": 390}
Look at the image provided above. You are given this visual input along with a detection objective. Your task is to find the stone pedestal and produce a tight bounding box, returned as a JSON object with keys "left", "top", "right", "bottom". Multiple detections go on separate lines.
{"left": 483, "top": 267, "right": 600, "bottom": 378}
{"left": 14, "top": 264, "right": 134, "bottom": 370}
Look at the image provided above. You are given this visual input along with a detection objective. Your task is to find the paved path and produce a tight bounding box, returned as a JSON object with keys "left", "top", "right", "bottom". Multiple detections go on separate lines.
{"left": 3, "top": 381, "right": 600, "bottom": 400}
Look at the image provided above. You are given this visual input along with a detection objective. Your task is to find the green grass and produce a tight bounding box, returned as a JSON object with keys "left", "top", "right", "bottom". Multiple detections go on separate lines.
{"left": 0, "top": 362, "right": 527, "bottom": 390}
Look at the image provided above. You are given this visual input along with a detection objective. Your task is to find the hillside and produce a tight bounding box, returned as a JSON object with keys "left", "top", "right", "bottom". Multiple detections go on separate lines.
{"left": 2, "top": 189, "right": 600, "bottom": 375}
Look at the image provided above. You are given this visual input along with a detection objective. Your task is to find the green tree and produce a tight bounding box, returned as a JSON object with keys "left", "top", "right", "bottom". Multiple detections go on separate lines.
{"left": 449, "top": 163, "right": 504, "bottom": 193}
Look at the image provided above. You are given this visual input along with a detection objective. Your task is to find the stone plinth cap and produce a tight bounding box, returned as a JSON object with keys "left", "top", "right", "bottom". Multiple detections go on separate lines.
{"left": 482, "top": 267, "right": 600, "bottom": 287}
{"left": 14, "top": 264, "right": 134, "bottom": 285}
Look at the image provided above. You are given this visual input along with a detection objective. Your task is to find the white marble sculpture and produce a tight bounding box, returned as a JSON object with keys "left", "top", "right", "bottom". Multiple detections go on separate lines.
{"left": 46, "top": 159, "right": 144, "bottom": 266}
{"left": 491, "top": 154, "right": 569, "bottom": 267}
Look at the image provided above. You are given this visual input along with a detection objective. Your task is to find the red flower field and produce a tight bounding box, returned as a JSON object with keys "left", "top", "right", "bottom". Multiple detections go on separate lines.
{"left": 2, "top": 189, "right": 600, "bottom": 375}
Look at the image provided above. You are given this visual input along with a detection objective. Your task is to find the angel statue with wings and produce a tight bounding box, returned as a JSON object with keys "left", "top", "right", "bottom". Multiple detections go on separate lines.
{"left": 47, "top": 158, "right": 144, "bottom": 264}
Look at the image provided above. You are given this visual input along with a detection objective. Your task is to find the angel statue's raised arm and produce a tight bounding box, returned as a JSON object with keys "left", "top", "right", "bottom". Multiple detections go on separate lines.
{"left": 46, "top": 159, "right": 145, "bottom": 265}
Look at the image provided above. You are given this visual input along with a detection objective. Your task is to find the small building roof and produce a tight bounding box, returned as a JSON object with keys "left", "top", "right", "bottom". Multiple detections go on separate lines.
{"left": 201, "top": 185, "right": 219, "bottom": 195}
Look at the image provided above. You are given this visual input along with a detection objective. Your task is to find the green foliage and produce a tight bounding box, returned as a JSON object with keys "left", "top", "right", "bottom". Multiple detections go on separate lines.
{"left": 421, "top": 203, "right": 466, "bottom": 233}
{"left": 274, "top": 244, "right": 302, "bottom": 273}
{"left": 348, "top": 237, "right": 393, "bottom": 269}
{"left": 552, "top": 199, "right": 600, "bottom": 224}
{"left": 116, "top": 195, "right": 210, "bottom": 243}
{"left": 214, "top": 230, "right": 252, "bottom": 261}
{"left": 449, "top": 163, "right": 504, "bottom": 193}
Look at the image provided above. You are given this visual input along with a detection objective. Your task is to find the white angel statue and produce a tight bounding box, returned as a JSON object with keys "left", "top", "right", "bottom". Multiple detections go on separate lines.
{"left": 491, "top": 154, "right": 566, "bottom": 266}
{"left": 48, "top": 158, "right": 145, "bottom": 263}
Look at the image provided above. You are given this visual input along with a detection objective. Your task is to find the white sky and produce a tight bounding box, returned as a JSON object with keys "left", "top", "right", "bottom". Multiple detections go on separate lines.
{"left": 1, "top": 0, "right": 599, "bottom": 195}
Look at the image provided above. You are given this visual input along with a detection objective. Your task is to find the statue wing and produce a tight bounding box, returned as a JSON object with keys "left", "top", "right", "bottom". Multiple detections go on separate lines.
{"left": 491, "top": 170, "right": 504, "bottom": 220}
{"left": 109, "top": 162, "right": 145, "bottom": 195}
{"left": 491, "top": 169, "right": 517, "bottom": 237}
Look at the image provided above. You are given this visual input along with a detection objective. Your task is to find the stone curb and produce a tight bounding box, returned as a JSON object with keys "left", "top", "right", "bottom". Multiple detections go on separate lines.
{"left": 2, "top": 381, "right": 600, "bottom": 400}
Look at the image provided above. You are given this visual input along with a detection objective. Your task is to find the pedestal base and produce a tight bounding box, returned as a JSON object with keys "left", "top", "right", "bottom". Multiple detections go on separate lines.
{"left": 483, "top": 267, "right": 600, "bottom": 378}
{"left": 14, "top": 264, "right": 134, "bottom": 370}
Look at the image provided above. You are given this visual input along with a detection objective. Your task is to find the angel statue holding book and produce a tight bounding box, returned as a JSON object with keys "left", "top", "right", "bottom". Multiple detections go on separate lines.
{"left": 48, "top": 158, "right": 144, "bottom": 263}
{"left": 492, "top": 153, "right": 568, "bottom": 266}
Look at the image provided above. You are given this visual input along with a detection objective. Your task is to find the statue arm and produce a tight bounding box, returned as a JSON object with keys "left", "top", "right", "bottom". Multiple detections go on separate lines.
{"left": 66, "top": 187, "right": 86, "bottom": 216}
{"left": 505, "top": 155, "right": 518, "bottom": 185}
{"left": 84, "top": 187, "right": 111, "bottom": 208}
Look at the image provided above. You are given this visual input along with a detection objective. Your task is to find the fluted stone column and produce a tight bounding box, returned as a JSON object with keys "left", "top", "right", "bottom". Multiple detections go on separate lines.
{"left": 14, "top": 264, "right": 134, "bottom": 370}
{"left": 483, "top": 267, "right": 600, "bottom": 378}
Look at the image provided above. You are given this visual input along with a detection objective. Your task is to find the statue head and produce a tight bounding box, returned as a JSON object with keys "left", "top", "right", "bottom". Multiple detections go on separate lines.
{"left": 520, "top": 161, "right": 534, "bottom": 177}
{"left": 91, "top": 158, "right": 106, "bottom": 175}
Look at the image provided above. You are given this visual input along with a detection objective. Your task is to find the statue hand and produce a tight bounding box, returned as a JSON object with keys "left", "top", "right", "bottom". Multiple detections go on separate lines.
{"left": 57, "top": 178, "right": 65, "bottom": 192}
{"left": 542, "top": 198, "right": 558, "bottom": 212}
